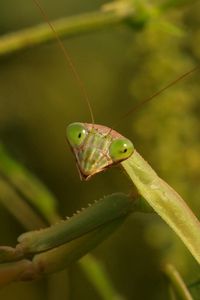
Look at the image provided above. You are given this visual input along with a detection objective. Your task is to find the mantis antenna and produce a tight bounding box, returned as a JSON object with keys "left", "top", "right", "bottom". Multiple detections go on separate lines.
{"left": 32, "top": 0, "right": 95, "bottom": 124}
{"left": 32, "top": 0, "right": 198, "bottom": 128}
{"left": 114, "top": 65, "right": 199, "bottom": 127}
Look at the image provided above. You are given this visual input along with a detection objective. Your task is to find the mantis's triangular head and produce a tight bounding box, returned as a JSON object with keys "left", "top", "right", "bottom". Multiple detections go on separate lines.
{"left": 66, "top": 122, "right": 134, "bottom": 180}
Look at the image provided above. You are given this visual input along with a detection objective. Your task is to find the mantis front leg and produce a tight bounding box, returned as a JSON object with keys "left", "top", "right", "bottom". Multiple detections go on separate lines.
{"left": 0, "top": 193, "right": 134, "bottom": 286}
{"left": 121, "top": 150, "right": 200, "bottom": 264}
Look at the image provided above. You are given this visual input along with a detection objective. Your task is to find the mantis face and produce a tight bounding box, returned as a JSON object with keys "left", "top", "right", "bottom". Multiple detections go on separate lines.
{"left": 66, "top": 122, "right": 134, "bottom": 180}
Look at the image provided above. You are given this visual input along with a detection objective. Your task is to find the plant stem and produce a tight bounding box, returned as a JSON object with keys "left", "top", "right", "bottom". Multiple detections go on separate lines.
{"left": 80, "top": 254, "right": 124, "bottom": 300}
{"left": 164, "top": 264, "right": 194, "bottom": 300}
{"left": 169, "top": 285, "right": 177, "bottom": 300}
{"left": 0, "top": 5, "right": 134, "bottom": 57}
{"left": 0, "top": 176, "right": 46, "bottom": 229}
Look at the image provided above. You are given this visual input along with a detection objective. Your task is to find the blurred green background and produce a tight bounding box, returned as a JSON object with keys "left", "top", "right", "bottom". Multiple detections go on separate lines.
{"left": 0, "top": 0, "right": 199, "bottom": 299}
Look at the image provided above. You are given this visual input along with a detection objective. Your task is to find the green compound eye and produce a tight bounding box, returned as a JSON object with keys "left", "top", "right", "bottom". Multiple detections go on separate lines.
{"left": 109, "top": 138, "right": 134, "bottom": 162}
{"left": 66, "top": 122, "right": 87, "bottom": 146}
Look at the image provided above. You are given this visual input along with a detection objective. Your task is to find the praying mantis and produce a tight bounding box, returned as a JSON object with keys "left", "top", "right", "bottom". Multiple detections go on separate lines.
{"left": 0, "top": 0, "right": 199, "bottom": 294}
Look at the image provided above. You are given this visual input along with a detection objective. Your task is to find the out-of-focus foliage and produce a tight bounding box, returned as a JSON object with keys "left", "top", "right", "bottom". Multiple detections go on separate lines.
{"left": 0, "top": 0, "right": 199, "bottom": 299}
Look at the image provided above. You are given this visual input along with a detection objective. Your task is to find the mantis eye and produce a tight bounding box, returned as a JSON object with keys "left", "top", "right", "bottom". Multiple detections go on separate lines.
{"left": 109, "top": 138, "right": 134, "bottom": 162}
{"left": 66, "top": 122, "right": 87, "bottom": 146}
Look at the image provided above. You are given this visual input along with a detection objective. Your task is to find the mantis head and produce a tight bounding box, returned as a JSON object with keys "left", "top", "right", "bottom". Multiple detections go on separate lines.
{"left": 66, "top": 122, "right": 134, "bottom": 180}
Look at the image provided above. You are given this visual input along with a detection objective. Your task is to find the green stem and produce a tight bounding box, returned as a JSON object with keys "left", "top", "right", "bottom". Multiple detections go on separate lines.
{"left": 0, "top": 176, "right": 46, "bottom": 230}
{"left": 169, "top": 285, "right": 177, "bottom": 300}
{"left": 0, "top": 4, "right": 135, "bottom": 57}
{"left": 0, "top": 144, "right": 58, "bottom": 224}
{"left": 79, "top": 254, "right": 124, "bottom": 300}
{"left": 164, "top": 264, "right": 194, "bottom": 300}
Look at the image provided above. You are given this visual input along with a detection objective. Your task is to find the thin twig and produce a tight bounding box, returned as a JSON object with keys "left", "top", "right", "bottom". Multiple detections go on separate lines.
{"left": 0, "top": 7, "right": 134, "bottom": 57}
{"left": 163, "top": 264, "right": 194, "bottom": 300}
